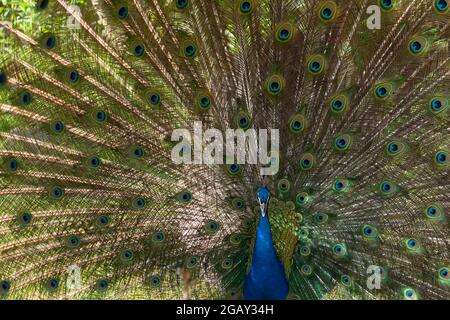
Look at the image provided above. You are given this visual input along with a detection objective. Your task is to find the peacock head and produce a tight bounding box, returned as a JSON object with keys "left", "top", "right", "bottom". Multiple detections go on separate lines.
{"left": 257, "top": 187, "right": 270, "bottom": 217}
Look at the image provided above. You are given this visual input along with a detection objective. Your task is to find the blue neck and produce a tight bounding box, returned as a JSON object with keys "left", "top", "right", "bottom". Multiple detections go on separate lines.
{"left": 243, "top": 209, "right": 289, "bottom": 300}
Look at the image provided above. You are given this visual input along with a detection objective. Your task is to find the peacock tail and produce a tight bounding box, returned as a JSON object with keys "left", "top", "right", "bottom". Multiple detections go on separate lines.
{"left": 0, "top": 0, "right": 449, "bottom": 300}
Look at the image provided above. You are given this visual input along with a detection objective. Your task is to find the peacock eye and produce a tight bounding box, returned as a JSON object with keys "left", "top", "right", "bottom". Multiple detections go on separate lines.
{"left": 239, "top": 1, "right": 253, "bottom": 14}
{"left": 176, "top": 0, "right": 189, "bottom": 9}
{"left": 134, "top": 44, "right": 145, "bottom": 57}
{"left": 97, "top": 279, "right": 109, "bottom": 292}
{"left": 435, "top": 0, "right": 449, "bottom": 13}
{"left": 117, "top": 6, "right": 129, "bottom": 19}
{"left": 0, "top": 71, "right": 7, "bottom": 86}
{"left": 36, "top": 0, "right": 49, "bottom": 10}
{"left": 380, "top": 0, "right": 393, "bottom": 10}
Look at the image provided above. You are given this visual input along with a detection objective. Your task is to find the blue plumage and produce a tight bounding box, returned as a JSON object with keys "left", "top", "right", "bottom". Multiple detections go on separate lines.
{"left": 243, "top": 188, "right": 289, "bottom": 300}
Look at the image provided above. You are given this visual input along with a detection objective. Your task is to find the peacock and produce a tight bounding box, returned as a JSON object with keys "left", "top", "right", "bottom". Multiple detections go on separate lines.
{"left": 0, "top": 0, "right": 449, "bottom": 300}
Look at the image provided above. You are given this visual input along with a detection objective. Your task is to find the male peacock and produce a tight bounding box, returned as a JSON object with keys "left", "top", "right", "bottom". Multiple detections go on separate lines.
{"left": 0, "top": 0, "right": 449, "bottom": 300}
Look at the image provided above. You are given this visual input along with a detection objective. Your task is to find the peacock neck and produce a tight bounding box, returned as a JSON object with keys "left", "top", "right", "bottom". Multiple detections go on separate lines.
{"left": 252, "top": 209, "right": 279, "bottom": 265}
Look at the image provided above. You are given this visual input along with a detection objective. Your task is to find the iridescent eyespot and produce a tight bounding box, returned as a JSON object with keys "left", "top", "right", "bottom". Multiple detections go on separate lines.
{"left": 153, "top": 231, "right": 166, "bottom": 242}
{"left": 403, "top": 288, "right": 418, "bottom": 300}
{"left": 149, "top": 93, "right": 161, "bottom": 106}
{"left": 227, "top": 288, "right": 241, "bottom": 300}
{"left": 221, "top": 258, "right": 233, "bottom": 269}
{"left": 438, "top": 267, "right": 449, "bottom": 280}
{"left": 386, "top": 140, "right": 408, "bottom": 157}
{"left": 296, "top": 192, "right": 311, "bottom": 206}
{"left": 134, "top": 44, "right": 145, "bottom": 57}
{"left": 334, "top": 133, "right": 352, "bottom": 151}
{"left": 0, "top": 71, "right": 7, "bottom": 86}
{"left": 69, "top": 70, "right": 80, "bottom": 83}
{"left": 6, "top": 158, "right": 18, "bottom": 172}
{"left": 40, "top": 33, "right": 56, "bottom": 49}
{"left": 117, "top": 6, "right": 129, "bottom": 19}
{"left": 121, "top": 249, "right": 134, "bottom": 262}
{"left": 229, "top": 233, "right": 242, "bottom": 245}
{"left": 180, "top": 40, "right": 198, "bottom": 58}
{"left": 49, "top": 186, "right": 64, "bottom": 200}
{"left": 87, "top": 156, "right": 101, "bottom": 168}
{"left": 239, "top": 1, "right": 253, "bottom": 14}
{"left": 97, "top": 215, "right": 110, "bottom": 227}
{"left": 66, "top": 235, "right": 80, "bottom": 248}
{"left": 341, "top": 275, "right": 352, "bottom": 287}
{"left": 205, "top": 220, "right": 220, "bottom": 234}
{"left": 333, "top": 243, "right": 347, "bottom": 257}
{"left": 51, "top": 121, "right": 65, "bottom": 134}
{"left": 133, "top": 198, "right": 146, "bottom": 208}
{"left": 408, "top": 36, "right": 428, "bottom": 56}
{"left": 314, "top": 213, "right": 328, "bottom": 224}
{"left": 319, "top": 1, "right": 338, "bottom": 22}
{"left": 186, "top": 255, "right": 199, "bottom": 269}
{"left": 235, "top": 111, "right": 251, "bottom": 130}
{"left": 405, "top": 238, "right": 423, "bottom": 254}
{"left": 330, "top": 94, "right": 349, "bottom": 114}
{"left": 266, "top": 74, "right": 285, "bottom": 95}
{"left": 17, "top": 90, "right": 32, "bottom": 106}
{"left": 232, "top": 197, "right": 245, "bottom": 210}
{"left": 17, "top": 212, "right": 32, "bottom": 226}
{"left": 301, "top": 264, "right": 313, "bottom": 275}
{"left": 176, "top": 191, "right": 192, "bottom": 203}
{"left": 299, "top": 227, "right": 309, "bottom": 238}
{"left": 1, "top": 280, "right": 10, "bottom": 295}
{"left": 176, "top": 0, "right": 189, "bottom": 9}
{"left": 195, "top": 91, "right": 213, "bottom": 111}
{"left": 300, "top": 153, "right": 316, "bottom": 170}
{"left": 332, "top": 179, "right": 352, "bottom": 192}
{"left": 434, "top": 150, "right": 448, "bottom": 168}
{"left": 46, "top": 279, "right": 59, "bottom": 291}
{"left": 424, "top": 204, "right": 444, "bottom": 220}
{"left": 227, "top": 163, "right": 241, "bottom": 175}
{"left": 94, "top": 110, "right": 107, "bottom": 123}
{"left": 150, "top": 276, "right": 161, "bottom": 287}
{"left": 362, "top": 225, "right": 379, "bottom": 241}
{"left": 275, "top": 23, "right": 294, "bottom": 43}
{"left": 128, "top": 145, "right": 144, "bottom": 159}
{"left": 374, "top": 82, "right": 393, "bottom": 100}
{"left": 428, "top": 97, "right": 448, "bottom": 114}
{"left": 378, "top": 180, "right": 399, "bottom": 197}
{"left": 277, "top": 178, "right": 291, "bottom": 193}
{"left": 288, "top": 114, "right": 307, "bottom": 134}
{"left": 299, "top": 246, "right": 311, "bottom": 257}
{"left": 96, "top": 279, "right": 109, "bottom": 292}
{"left": 379, "top": 0, "right": 394, "bottom": 10}
{"left": 36, "top": 0, "right": 49, "bottom": 10}
{"left": 434, "top": 0, "right": 449, "bottom": 14}
{"left": 307, "top": 55, "right": 326, "bottom": 75}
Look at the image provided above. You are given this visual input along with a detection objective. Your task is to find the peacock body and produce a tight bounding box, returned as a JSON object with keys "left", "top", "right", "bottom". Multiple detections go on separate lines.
{"left": 0, "top": 0, "right": 449, "bottom": 300}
